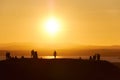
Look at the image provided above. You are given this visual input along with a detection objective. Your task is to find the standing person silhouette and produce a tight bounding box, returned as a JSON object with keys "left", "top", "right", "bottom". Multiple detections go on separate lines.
{"left": 6, "top": 52, "right": 11, "bottom": 60}
{"left": 54, "top": 51, "right": 57, "bottom": 59}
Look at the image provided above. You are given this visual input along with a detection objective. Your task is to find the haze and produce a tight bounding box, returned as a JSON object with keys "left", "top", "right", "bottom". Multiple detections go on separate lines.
{"left": 0, "top": 0, "right": 120, "bottom": 49}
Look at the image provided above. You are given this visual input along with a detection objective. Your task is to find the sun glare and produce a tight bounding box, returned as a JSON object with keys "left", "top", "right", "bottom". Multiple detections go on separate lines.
{"left": 45, "top": 17, "right": 60, "bottom": 36}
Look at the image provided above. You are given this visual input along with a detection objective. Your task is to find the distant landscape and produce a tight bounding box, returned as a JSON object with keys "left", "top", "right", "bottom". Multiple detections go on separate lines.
{"left": 0, "top": 43, "right": 120, "bottom": 57}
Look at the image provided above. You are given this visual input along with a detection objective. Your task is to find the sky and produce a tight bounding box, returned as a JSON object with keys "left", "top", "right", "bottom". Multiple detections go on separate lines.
{"left": 0, "top": 0, "right": 120, "bottom": 48}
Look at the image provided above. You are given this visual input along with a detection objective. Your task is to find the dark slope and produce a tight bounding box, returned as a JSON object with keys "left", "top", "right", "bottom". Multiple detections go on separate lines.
{"left": 0, "top": 59, "right": 120, "bottom": 80}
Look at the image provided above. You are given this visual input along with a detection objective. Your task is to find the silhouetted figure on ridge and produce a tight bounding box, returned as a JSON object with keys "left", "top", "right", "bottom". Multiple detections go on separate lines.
{"left": 92, "top": 53, "right": 101, "bottom": 61}
{"left": 93, "top": 55, "right": 96, "bottom": 60}
{"left": 96, "top": 53, "right": 101, "bottom": 61}
{"left": 31, "top": 50, "right": 34, "bottom": 58}
{"left": 31, "top": 50, "right": 38, "bottom": 59}
{"left": 53, "top": 51, "right": 57, "bottom": 59}
{"left": 15, "top": 56, "right": 18, "bottom": 59}
{"left": 6, "top": 52, "right": 11, "bottom": 60}
{"left": 21, "top": 56, "right": 24, "bottom": 59}
{"left": 89, "top": 56, "right": 92, "bottom": 60}
{"left": 34, "top": 51, "right": 38, "bottom": 59}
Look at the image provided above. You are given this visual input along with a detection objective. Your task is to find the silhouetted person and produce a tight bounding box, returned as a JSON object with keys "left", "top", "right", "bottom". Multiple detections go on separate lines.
{"left": 34, "top": 51, "right": 38, "bottom": 59}
{"left": 96, "top": 54, "right": 100, "bottom": 61}
{"left": 31, "top": 50, "right": 35, "bottom": 58}
{"left": 15, "top": 56, "right": 18, "bottom": 59}
{"left": 93, "top": 55, "right": 97, "bottom": 61}
{"left": 31, "top": 50, "right": 38, "bottom": 59}
{"left": 21, "top": 56, "right": 24, "bottom": 59}
{"left": 6, "top": 52, "right": 11, "bottom": 60}
{"left": 89, "top": 56, "right": 92, "bottom": 60}
{"left": 54, "top": 51, "right": 57, "bottom": 59}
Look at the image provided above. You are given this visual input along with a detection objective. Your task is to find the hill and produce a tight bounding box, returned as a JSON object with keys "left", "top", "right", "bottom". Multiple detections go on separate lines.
{"left": 0, "top": 59, "right": 120, "bottom": 80}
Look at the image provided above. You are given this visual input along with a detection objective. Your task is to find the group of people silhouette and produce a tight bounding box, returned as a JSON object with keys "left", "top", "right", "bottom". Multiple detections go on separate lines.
{"left": 5, "top": 50, "right": 58, "bottom": 60}
{"left": 31, "top": 50, "right": 38, "bottom": 59}
{"left": 89, "top": 53, "right": 101, "bottom": 61}
{"left": 5, "top": 50, "right": 101, "bottom": 61}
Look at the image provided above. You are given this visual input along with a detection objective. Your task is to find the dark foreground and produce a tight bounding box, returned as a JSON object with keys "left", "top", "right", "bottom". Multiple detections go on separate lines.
{"left": 0, "top": 59, "right": 120, "bottom": 80}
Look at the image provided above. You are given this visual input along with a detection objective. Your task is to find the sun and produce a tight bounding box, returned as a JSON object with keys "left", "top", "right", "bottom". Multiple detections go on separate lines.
{"left": 45, "top": 17, "right": 60, "bottom": 36}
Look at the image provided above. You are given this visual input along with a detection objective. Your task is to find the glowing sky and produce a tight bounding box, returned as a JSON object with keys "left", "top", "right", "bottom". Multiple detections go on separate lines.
{"left": 0, "top": 0, "right": 120, "bottom": 47}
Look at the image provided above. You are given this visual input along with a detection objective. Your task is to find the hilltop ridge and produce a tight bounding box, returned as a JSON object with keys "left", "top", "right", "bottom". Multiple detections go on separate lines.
{"left": 0, "top": 59, "right": 120, "bottom": 80}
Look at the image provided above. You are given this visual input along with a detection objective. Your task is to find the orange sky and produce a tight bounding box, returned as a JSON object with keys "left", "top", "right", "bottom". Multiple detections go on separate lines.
{"left": 0, "top": 0, "right": 120, "bottom": 48}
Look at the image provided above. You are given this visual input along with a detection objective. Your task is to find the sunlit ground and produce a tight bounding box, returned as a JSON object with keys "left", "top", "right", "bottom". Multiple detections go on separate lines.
{"left": 42, "top": 56, "right": 61, "bottom": 59}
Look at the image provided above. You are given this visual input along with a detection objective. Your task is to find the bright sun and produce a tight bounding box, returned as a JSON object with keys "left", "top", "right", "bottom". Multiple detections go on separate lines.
{"left": 45, "top": 17, "right": 60, "bottom": 36}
